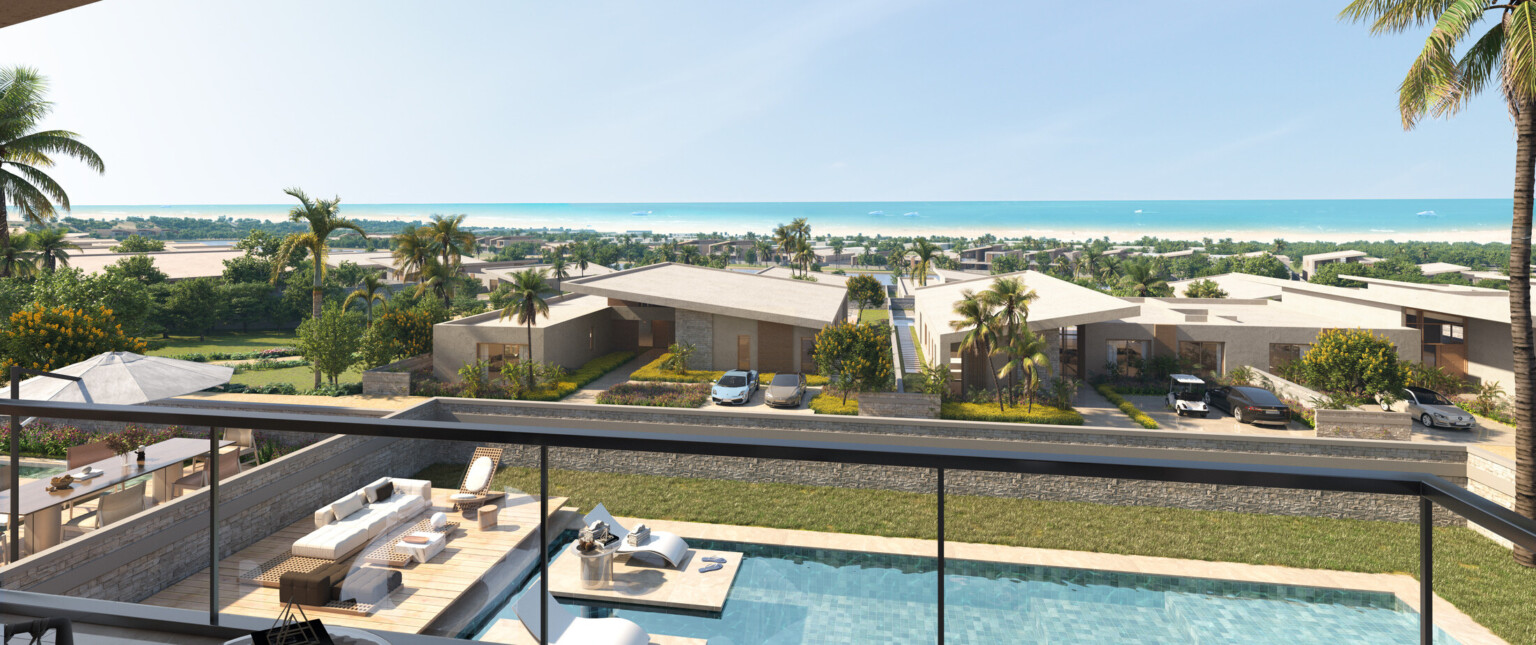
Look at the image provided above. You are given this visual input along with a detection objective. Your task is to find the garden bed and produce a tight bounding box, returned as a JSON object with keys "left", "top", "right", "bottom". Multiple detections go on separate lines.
{"left": 595, "top": 382, "right": 711, "bottom": 408}
{"left": 413, "top": 351, "right": 638, "bottom": 401}
{"left": 810, "top": 391, "right": 858, "bottom": 415}
{"left": 630, "top": 352, "right": 830, "bottom": 386}
{"left": 940, "top": 401, "right": 1085, "bottom": 425}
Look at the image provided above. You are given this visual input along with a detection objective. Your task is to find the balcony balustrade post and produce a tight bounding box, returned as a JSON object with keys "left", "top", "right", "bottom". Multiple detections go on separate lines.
{"left": 539, "top": 443, "right": 548, "bottom": 645}
{"left": 937, "top": 466, "right": 945, "bottom": 645}
{"left": 1420, "top": 496, "right": 1432, "bottom": 645}
{"left": 8, "top": 365, "right": 19, "bottom": 565}
{"left": 210, "top": 427, "right": 219, "bottom": 626}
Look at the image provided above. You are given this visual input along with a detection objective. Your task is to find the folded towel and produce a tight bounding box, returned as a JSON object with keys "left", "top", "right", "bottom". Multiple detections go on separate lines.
{"left": 627, "top": 524, "right": 650, "bottom": 546}
{"left": 701, "top": 556, "right": 726, "bottom": 563}
{"left": 430, "top": 512, "right": 448, "bottom": 529}
{"left": 698, "top": 563, "right": 723, "bottom": 573}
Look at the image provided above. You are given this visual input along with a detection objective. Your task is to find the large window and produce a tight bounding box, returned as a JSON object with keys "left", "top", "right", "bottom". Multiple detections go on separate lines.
{"left": 1179, "top": 341, "right": 1225, "bottom": 379}
{"left": 1059, "top": 327, "right": 1080, "bottom": 379}
{"left": 1406, "top": 308, "right": 1466, "bottom": 375}
{"left": 477, "top": 343, "right": 528, "bottom": 372}
{"left": 1106, "top": 339, "right": 1150, "bottom": 377}
{"left": 1268, "top": 343, "right": 1309, "bottom": 373}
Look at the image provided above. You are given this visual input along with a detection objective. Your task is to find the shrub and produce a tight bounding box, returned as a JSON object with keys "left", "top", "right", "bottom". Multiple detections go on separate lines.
{"left": 0, "top": 422, "right": 188, "bottom": 459}
{"left": 170, "top": 348, "right": 298, "bottom": 362}
{"left": 1293, "top": 329, "right": 1405, "bottom": 400}
{"left": 596, "top": 382, "right": 710, "bottom": 408}
{"left": 631, "top": 352, "right": 828, "bottom": 386}
{"left": 810, "top": 391, "right": 858, "bottom": 415}
{"left": 940, "top": 401, "right": 1085, "bottom": 425}
{"left": 0, "top": 304, "right": 147, "bottom": 373}
{"left": 813, "top": 321, "right": 893, "bottom": 404}
{"left": 1403, "top": 362, "right": 1468, "bottom": 394}
{"left": 1096, "top": 385, "right": 1159, "bottom": 429}
{"left": 415, "top": 351, "right": 637, "bottom": 401}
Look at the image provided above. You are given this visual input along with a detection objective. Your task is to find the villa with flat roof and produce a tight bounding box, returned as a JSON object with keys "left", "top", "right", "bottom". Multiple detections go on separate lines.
{"left": 433, "top": 263, "right": 846, "bottom": 378}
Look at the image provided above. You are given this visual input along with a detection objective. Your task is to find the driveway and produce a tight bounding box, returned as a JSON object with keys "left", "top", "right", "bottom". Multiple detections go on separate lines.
{"left": 704, "top": 386, "right": 820, "bottom": 415}
{"left": 1072, "top": 389, "right": 1308, "bottom": 435}
{"left": 562, "top": 349, "right": 662, "bottom": 404}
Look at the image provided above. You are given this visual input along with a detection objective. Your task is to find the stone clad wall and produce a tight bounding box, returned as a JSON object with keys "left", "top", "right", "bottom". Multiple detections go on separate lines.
{"left": 1467, "top": 447, "right": 1516, "bottom": 547}
{"left": 858, "top": 392, "right": 940, "bottom": 419}
{"left": 1315, "top": 409, "right": 1412, "bottom": 441}
{"left": 362, "top": 353, "right": 431, "bottom": 396}
{"left": 676, "top": 310, "right": 713, "bottom": 368}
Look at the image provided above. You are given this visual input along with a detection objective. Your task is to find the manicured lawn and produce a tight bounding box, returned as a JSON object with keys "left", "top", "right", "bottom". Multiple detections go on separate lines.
{"left": 148, "top": 331, "right": 297, "bottom": 356}
{"left": 858, "top": 308, "right": 890, "bottom": 324}
{"left": 229, "top": 364, "right": 359, "bottom": 388}
{"left": 413, "top": 463, "right": 1536, "bottom": 644}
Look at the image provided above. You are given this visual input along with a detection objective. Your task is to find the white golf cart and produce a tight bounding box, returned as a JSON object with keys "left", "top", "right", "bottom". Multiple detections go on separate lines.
{"left": 1166, "top": 374, "right": 1210, "bottom": 417}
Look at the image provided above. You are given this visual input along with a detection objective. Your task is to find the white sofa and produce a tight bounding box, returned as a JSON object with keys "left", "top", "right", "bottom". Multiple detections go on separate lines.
{"left": 291, "top": 477, "right": 432, "bottom": 560}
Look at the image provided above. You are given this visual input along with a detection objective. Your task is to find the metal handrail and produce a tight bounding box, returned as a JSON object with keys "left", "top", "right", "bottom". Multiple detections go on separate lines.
{"left": 4, "top": 397, "right": 1534, "bottom": 645}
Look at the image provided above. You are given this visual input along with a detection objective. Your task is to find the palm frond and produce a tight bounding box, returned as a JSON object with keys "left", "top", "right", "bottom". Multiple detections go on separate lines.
{"left": 5, "top": 131, "right": 104, "bottom": 173}
{"left": 0, "top": 167, "right": 58, "bottom": 224}
{"left": 1438, "top": 20, "right": 1507, "bottom": 116}
{"left": 1340, "top": 0, "right": 1460, "bottom": 33}
{"left": 1504, "top": 2, "right": 1536, "bottom": 100}
{"left": 6, "top": 161, "right": 71, "bottom": 208}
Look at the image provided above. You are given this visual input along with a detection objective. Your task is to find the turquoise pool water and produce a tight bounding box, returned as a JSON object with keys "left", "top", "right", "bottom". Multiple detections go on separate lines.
{"left": 469, "top": 534, "right": 1457, "bottom": 644}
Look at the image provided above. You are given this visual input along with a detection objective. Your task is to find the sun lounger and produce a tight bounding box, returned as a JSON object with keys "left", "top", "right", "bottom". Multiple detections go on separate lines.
{"left": 584, "top": 504, "right": 690, "bottom": 568}
{"left": 514, "top": 581, "right": 648, "bottom": 645}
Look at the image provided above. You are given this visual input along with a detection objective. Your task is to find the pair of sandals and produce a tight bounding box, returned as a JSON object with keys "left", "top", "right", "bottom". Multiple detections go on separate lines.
{"left": 698, "top": 555, "right": 727, "bottom": 572}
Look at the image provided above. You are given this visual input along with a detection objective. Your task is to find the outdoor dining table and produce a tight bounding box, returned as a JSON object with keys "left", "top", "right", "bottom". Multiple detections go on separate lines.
{"left": 1, "top": 437, "right": 231, "bottom": 554}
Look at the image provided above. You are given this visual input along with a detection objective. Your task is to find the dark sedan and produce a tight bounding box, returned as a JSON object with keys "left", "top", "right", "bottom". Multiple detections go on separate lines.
{"left": 1205, "top": 385, "right": 1292, "bottom": 425}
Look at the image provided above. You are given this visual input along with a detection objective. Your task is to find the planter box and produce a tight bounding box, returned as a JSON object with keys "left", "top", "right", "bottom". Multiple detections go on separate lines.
{"left": 857, "top": 392, "right": 940, "bottom": 419}
{"left": 362, "top": 353, "right": 431, "bottom": 396}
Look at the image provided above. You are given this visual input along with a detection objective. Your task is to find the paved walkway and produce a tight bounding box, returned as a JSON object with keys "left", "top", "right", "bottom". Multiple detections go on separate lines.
{"left": 1071, "top": 387, "right": 1142, "bottom": 429}
{"left": 562, "top": 349, "right": 662, "bottom": 404}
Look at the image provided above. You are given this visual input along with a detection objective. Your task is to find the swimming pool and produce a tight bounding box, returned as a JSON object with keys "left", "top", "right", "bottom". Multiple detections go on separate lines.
{"left": 468, "top": 534, "right": 1457, "bottom": 644}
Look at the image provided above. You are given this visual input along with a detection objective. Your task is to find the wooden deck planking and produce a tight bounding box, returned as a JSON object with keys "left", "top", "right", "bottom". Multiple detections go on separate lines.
{"left": 140, "top": 490, "right": 566, "bottom": 634}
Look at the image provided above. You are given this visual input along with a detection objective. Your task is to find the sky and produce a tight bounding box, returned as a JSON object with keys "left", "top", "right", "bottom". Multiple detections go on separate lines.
{"left": 0, "top": 0, "right": 1521, "bottom": 205}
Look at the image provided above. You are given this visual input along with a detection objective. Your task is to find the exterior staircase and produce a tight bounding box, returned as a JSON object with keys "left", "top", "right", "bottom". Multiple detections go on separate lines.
{"left": 890, "top": 297, "right": 920, "bottom": 373}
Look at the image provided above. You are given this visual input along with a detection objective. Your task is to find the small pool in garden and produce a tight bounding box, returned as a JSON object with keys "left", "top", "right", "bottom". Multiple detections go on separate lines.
{"left": 465, "top": 532, "right": 1458, "bottom": 644}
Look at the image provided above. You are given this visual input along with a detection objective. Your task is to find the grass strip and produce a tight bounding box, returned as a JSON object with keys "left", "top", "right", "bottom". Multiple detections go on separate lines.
{"left": 1097, "top": 384, "right": 1160, "bottom": 429}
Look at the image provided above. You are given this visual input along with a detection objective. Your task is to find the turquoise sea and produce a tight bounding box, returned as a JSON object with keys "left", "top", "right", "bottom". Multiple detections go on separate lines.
{"left": 66, "top": 199, "right": 1514, "bottom": 241}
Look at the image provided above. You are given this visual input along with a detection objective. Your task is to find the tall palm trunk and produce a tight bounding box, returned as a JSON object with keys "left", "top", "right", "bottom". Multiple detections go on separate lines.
{"left": 0, "top": 200, "right": 10, "bottom": 279}
{"left": 1514, "top": 99, "right": 1536, "bottom": 568}
{"left": 312, "top": 261, "right": 323, "bottom": 389}
{"left": 525, "top": 316, "right": 536, "bottom": 392}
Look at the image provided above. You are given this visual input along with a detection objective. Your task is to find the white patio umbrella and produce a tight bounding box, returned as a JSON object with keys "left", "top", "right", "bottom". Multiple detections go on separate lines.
{"left": 5, "top": 351, "right": 234, "bottom": 404}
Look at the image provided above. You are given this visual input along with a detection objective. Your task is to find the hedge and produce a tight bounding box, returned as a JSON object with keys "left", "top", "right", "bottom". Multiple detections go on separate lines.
{"left": 940, "top": 402, "right": 1085, "bottom": 425}
{"left": 810, "top": 391, "right": 858, "bottom": 415}
{"left": 596, "top": 382, "right": 711, "bottom": 408}
{"left": 521, "top": 351, "right": 639, "bottom": 401}
{"left": 630, "top": 352, "right": 830, "bottom": 386}
{"left": 1096, "top": 384, "right": 1160, "bottom": 429}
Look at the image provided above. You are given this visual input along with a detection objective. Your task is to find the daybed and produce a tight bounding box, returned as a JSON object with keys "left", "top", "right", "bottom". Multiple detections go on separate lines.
{"left": 585, "top": 504, "right": 690, "bottom": 569}
{"left": 514, "top": 581, "right": 649, "bottom": 645}
{"left": 291, "top": 477, "right": 432, "bottom": 560}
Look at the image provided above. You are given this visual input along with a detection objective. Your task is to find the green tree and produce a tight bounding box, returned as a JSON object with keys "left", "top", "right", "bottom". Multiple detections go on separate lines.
{"left": 498, "top": 268, "right": 552, "bottom": 391}
{"left": 0, "top": 231, "right": 38, "bottom": 278}
{"left": 221, "top": 282, "right": 275, "bottom": 331}
{"left": 271, "top": 188, "right": 364, "bottom": 387}
{"left": 391, "top": 226, "right": 431, "bottom": 284}
{"left": 110, "top": 234, "right": 164, "bottom": 253}
{"left": 1295, "top": 328, "right": 1406, "bottom": 401}
{"left": 845, "top": 274, "right": 886, "bottom": 315}
{"left": 950, "top": 288, "right": 1005, "bottom": 411}
{"left": 422, "top": 213, "right": 477, "bottom": 269}
{"left": 104, "top": 254, "right": 167, "bottom": 285}
{"left": 1118, "top": 260, "right": 1170, "bottom": 297}
{"left": 812, "top": 320, "right": 893, "bottom": 405}
{"left": 166, "top": 278, "right": 225, "bottom": 340}
{"left": 1239, "top": 253, "right": 1291, "bottom": 279}
{"left": 29, "top": 268, "right": 153, "bottom": 336}
{"left": 1182, "top": 278, "right": 1228, "bottom": 298}
{"left": 30, "top": 227, "right": 76, "bottom": 271}
{"left": 1342, "top": 0, "right": 1536, "bottom": 564}
{"left": 234, "top": 229, "right": 283, "bottom": 259}
{"left": 571, "top": 241, "right": 592, "bottom": 277}
{"left": 296, "top": 304, "right": 363, "bottom": 386}
{"left": 0, "top": 67, "right": 104, "bottom": 278}
{"left": 981, "top": 276, "right": 1038, "bottom": 406}
{"left": 0, "top": 304, "right": 145, "bottom": 373}
{"left": 910, "top": 238, "right": 940, "bottom": 286}
{"left": 998, "top": 328, "right": 1052, "bottom": 411}
{"left": 415, "top": 258, "right": 459, "bottom": 307}
{"left": 343, "top": 271, "right": 389, "bottom": 325}
{"left": 549, "top": 253, "right": 570, "bottom": 291}
{"left": 661, "top": 342, "right": 695, "bottom": 373}
{"left": 221, "top": 254, "right": 273, "bottom": 284}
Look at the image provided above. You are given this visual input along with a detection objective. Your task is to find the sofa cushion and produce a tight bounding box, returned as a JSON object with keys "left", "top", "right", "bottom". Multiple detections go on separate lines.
{"left": 362, "top": 477, "right": 391, "bottom": 503}
{"left": 390, "top": 478, "right": 433, "bottom": 500}
{"left": 464, "top": 456, "right": 494, "bottom": 492}
{"left": 331, "top": 491, "right": 366, "bottom": 521}
{"left": 292, "top": 522, "right": 370, "bottom": 560}
{"left": 314, "top": 506, "right": 336, "bottom": 529}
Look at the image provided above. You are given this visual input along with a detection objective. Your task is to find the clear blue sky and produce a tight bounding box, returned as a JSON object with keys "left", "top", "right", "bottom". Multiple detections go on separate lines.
{"left": 0, "top": 0, "right": 1517, "bottom": 204}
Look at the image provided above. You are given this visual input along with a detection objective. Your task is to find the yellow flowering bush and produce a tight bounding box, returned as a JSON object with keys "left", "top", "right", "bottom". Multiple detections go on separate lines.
{"left": 1294, "top": 328, "right": 1405, "bottom": 400}
{"left": 0, "top": 304, "right": 146, "bottom": 374}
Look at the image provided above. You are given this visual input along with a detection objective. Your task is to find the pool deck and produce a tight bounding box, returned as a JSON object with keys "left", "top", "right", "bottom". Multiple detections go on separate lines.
{"left": 623, "top": 516, "right": 1509, "bottom": 645}
{"left": 547, "top": 546, "right": 742, "bottom": 611}
{"left": 481, "top": 617, "right": 707, "bottom": 645}
{"left": 141, "top": 490, "right": 567, "bottom": 634}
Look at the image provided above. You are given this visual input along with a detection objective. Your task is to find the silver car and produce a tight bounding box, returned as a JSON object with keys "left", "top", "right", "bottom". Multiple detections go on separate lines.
{"left": 764, "top": 373, "right": 807, "bottom": 408}
{"left": 1398, "top": 387, "right": 1474, "bottom": 430}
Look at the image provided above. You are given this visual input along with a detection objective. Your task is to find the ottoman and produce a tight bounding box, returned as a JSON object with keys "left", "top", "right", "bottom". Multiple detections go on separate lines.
{"left": 279, "top": 562, "right": 349, "bottom": 606}
{"left": 335, "top": 567, "right": 402, "bottom": 605}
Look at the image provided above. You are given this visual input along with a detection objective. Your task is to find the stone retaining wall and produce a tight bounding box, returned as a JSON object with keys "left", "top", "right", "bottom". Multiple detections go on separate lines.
{"left": 858, "top": 392, "right": 940, "bottom": 419}
{"left": 1315, "top": 409, "right": 1412, "bottom": 441}
{"left": 362, "top": 353, "right": 432, "bottom": 396}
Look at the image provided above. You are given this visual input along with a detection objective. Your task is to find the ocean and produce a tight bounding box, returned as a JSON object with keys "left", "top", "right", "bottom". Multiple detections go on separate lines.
{"left": 64, "top": 199, "right": 1516, "bottom": 242}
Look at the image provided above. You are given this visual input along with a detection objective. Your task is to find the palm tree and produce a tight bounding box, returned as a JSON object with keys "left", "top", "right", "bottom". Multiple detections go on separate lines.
{"left": 949, "top": 289, "right": 1006, "bottom": 411}
{"left": 571, "top": 242, "right": 592, "bottom": 277}
{"left": 549, "top": 254, "right": 570, "bottom": 291}
{"left": 661, "top": 342, "right": 695, "bottom": 373}
{"left": 391, "top": 226, "right": 431, "bottom": 283}
{"left": 422, "top": 213, "right": 477, "bottom": 269}
{"left": 0, "top": 67, "right": 105, "bottom": 278}
{"left": 998, "top": 328, "right": 1053, "bottom": 412}
{"left": 1053, "top": 254, "right": 1073, "bottom": 279}
{"left": 343, "top": 271, "right": 389, "bottom": 325}
{"left": 499, "top": 268, "right": 552, "bottom": 392}
{"left": 30, "top": 226, "right": 77, "bottom": 271}
{"left": 0, "top": 230, "right": 37, "bottom": 278}
{"left": 1343, "top": 3, "right": 1536, "bottom": 564}
{"left": 415, "top": 258, "right": 458, "bottom": 307}
{"left": 1272, "top": 238, "right": 1288, "bottom": 256}
{"left": 982, "top": 276, "right": 1039, "bottom": 406}
{"left": 270, "top": 187, "right": 365, "bottom": 388}
{"left": 910, "top": 238, "right": 940, "bottom": 286}
{"left": 793, "top": 241, "right": 815, "bottom": 276}
{"left": 772, "top": 224, "right": 796, "bottom": 275}
{"left": 754, "top": 239, "right": 773, "bottom": 267}
{"left": 1078, "top": 248, "right": 1104, "bottom": 284}
{"left": 1119, "top": 260, "right": 1169, "bottom": 297}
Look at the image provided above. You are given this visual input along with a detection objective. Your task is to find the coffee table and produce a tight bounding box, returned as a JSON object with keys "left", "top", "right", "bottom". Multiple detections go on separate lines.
{"left": 395, "top": 532, "right": 446, "bottom": 565}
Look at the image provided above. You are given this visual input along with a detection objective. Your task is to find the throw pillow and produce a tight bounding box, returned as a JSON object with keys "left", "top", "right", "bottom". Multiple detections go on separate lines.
{"left": 376, "top": 480, "right": 393, "bottom": 501}
{"left": 464, "top": 456, "right": 494, "bottom": 492}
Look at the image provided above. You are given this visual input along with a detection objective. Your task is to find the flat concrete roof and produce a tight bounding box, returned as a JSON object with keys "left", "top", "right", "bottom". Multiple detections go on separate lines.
{"left": 564, "top": 262, "right": 847, "bottom": 328}
{"left": 480, "top": 263, "right": 616, "bottom": 283}
{"left": 1417, "top": 262, "right": 1471, "bottom": 275}
{"left": 1119, "top": 297, "right": 1406, "bottom": 329}
{"left": 70, "top": 249, "right": 244, "bottom": 280}
{"left": 1227, "top": 274, "right": 1513, "bottom": 324}
{"left": 1303, "top": 250, "right": 1370, "bottom": 262}
{"left": 446, "top": 294, "right": 612, "bottom": 328}
{"left": 754, "top": 266, "right": 850, "bottom": 287}
{"left": 325, "top": 250, "right": 488, "bottom": 270}
{"left": 912, "top": 270, "right": 1140, "bottom": 333}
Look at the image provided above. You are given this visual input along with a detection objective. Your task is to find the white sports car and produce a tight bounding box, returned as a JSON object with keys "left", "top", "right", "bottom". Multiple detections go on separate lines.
{"left": 710, "top": 369, "right": 759, "bottom": 405}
